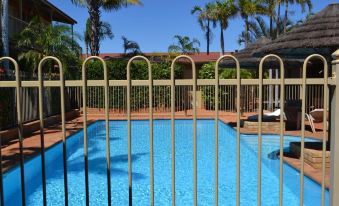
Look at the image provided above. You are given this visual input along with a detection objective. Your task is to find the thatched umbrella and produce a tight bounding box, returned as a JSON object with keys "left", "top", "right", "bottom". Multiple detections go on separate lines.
{"left": 221, "top": 37, "right": 305, "bottom": 69}
{"left": 253, "top": 3, "right": 339, "bottom": 60}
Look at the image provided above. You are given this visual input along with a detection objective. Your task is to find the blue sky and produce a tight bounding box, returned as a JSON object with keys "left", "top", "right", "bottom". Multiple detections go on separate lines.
{"left": 50, "top": 0, "right": 338, "bottom": 53}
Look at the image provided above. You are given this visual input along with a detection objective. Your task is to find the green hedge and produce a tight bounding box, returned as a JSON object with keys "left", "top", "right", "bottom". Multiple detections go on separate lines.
{"left": 85, "top": 59, "right": 184, "bottom": 110}
{"left": 199, "top": 62, "right": 254, "bottom": 110}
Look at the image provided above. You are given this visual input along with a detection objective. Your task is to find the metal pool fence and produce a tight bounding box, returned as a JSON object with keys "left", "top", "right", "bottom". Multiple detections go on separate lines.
{"left": 0, "top": 51, "right": 338, "bottom": 206}
{"left": 84, "top": 83, "right": 324, "bottom": 114}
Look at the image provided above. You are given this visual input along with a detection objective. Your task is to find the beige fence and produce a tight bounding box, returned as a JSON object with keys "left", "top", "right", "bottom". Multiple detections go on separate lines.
{"left": 0, "top": 72, "right": 81, "bottom": 129}
{"left": 0, "top": 53, "right": 338, "bottom": 206}
{"left": 84, "top": 84, "right": 324, "bottom": 114}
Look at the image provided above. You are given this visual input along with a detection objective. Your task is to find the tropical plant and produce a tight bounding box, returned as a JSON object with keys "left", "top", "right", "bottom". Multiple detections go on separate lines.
{"left": 85, "top": 59, "right": 183, "bottom": 110}
{"left": 191, "top": 3, "right": 215, "bottom": 55}
{"left": 210, "top": 0, "right": 238, "bottom": 55}
{"left": 263, "top": 0, "right": 278, "bottom": 38}
{"left": 238, "top": 0, "right": 268, "bottom": 47}
{"left": 16, "top": 17, "right": 81, "bottom": 78}
{"left": 122, "top": 36, "right": 141, "bottom": 55}
{"left": 70, "top": 0, "right": 141, "bottom": 56}
{"left": 199, "top": 62, "right": 254, "bottom": 110}
{"left": 237, "top": 15, "right": 293, "bottom": 45}
{"left": 168, "top": 35, "right": 200, "bottom": 54}
{"left": 283, "top": 0, "right": 312, "bottom": 33}
{"left": 84, "top": 18, "right": 114, "bottom": 56}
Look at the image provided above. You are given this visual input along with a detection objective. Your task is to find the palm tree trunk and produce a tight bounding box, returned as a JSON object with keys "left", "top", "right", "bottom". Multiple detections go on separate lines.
{"left": 220, "top": 25, "right": 225, "bottom": 55}
{"left": 277, "top": 2, "right": 281, "bottom": 37}
{"left": 1, "top": 0, "right": 9, "bottom": 73}
{"left": 245, "top": 17, "right": 249, "bottom": 47}
{"left": 206, "top": 20, "right": 210, "bottom": 55}
{"left": 86, "top": 43, "right": 89, "bottom": 57}
{"left": 88, "top": 0, "right": 101, "bottom": 56}
{"left": 269, "top": 15, "right": 273, "bottom": 39}
{"left": 284, "top": 0, "right": 288, "bottom": 33}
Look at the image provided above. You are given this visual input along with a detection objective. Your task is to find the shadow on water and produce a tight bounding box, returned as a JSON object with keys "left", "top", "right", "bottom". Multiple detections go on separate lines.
{"left": 65, "top": 152, "right": 148, "bottom": 180}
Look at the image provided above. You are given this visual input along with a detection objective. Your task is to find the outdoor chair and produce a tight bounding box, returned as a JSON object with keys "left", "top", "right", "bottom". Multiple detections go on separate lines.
{"left": 247, "top": 109, "right": 285, "bottom": 122}
{"left": 305, "top": 109, "right": 329, "bottom": 133}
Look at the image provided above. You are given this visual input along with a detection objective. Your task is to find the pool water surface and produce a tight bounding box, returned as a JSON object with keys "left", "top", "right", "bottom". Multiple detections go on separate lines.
{"left": 3, "top": 120, "right": 329, "bottom": 205}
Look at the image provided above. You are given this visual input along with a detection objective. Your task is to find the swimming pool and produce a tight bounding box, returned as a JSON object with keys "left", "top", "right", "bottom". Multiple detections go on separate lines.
{"left": 3, "top": 119, "right": 329, "bottom": 205}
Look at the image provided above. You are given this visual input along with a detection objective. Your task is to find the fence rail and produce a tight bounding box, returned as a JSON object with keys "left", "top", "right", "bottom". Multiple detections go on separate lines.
{"left": 0, "top": 53, "right": 338, "bottom": 206}
{"left": 0, "top": 72, "right": 81, "bottom": 129}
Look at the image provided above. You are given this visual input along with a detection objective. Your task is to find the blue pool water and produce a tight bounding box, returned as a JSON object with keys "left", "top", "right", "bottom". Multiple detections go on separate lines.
{"left": 3, "top": 120, "right": 329, "bottom": 205}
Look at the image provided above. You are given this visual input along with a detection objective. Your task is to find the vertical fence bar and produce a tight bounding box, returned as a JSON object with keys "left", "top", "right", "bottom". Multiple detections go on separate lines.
{"left": 37, "top": 59, "right": 48, "bottom": 206}
{"left": 214, "top": 55, "right": 240, "bottom": 206}
{"left": 127, "top": 56, "right": 154, "bottom": 205}
{"left": 126, "top": 56, "right": 153, "bottom": 205}
{"left": 0, "top": 126, "right": 3, "bottom": 206}
{"left": 0, "top": 57, "right": 26, "bottom": 205}
{"left": 330, "top": 50, "right": 339, "bottom": 206}
{"left": 260, "top": 55, "right": 285, "bottom": 206}
{"left": 321, "top": 58, "right": 328, "bottom": 206}
{"left": 103, "top": 58, "right": 111, "bottom": 206}
{"left": 171, "top": 56, "right": 196, "bottom": 205}
{"left": 15, "top": 65, "right": 25, "bottom": 206}
{"left": 170, "top": 59, "right": 176, "bottom": 206}
{"left": 38, "top": 57, "right": 69, "bottom": 206}
{"left": 82, "top": 56, "right": 107, "bottom": 206}
{"left": 82, "top": 57, "right": 111, "bottom": 206}
{"left": 82, "top": 59, "right": 90, "bottom": 206}
{"left": 257, "top": 58, "right": 264, "bottom": 206}
{"left": 302, "top": 55, "right": 328, "bottom": 206}
{"left": 148, "top": 61, "right": 154, "bottom": 206}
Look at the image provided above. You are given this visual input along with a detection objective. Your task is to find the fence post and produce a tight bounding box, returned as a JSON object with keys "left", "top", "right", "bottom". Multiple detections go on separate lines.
{"left": 330, "top": 49, "right": 339, "bottom": 205}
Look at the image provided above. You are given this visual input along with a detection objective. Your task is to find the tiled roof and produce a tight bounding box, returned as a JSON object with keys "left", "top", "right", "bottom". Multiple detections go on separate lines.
{"left": 86, "top": 52, "right": 225, "bottom": 63}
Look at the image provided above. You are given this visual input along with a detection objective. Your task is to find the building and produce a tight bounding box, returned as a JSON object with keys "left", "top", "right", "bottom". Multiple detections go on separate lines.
{"left": 1, "top": 0, "right": 77, "bottom": 56}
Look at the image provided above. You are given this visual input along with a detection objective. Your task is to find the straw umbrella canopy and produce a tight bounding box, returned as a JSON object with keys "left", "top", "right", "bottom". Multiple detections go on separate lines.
{"left": 221, "top": 37, "right": 304, "bottom": 69}
{"left": 253, "top": 3, "right": 339, "bottom": 60}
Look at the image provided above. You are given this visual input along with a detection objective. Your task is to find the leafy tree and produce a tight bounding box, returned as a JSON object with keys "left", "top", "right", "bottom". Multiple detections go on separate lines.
{"left": 16, "top": 17, "right": 81, "bottom": 79}
{"left": 122, "top": 36, "right": 141, "bottom": 55}
{"left": 237, "top": 15, "right": 293, "bottom": 45}
{"left": 238, "top": 0, "right": 268, "bottom": 47}
{"left": 191, "top": 3, "right": 215, "bottom": 55}
{"left": 70, "top": 0, "right": 141, "bottom": 56}
{"left": 263, "top": 0, "right": 278, "bottom": 38}
{"left": 85, "top": 60, "right": 184, "bottom": 110}
{"left": 199, "top": 62, "right": 254, "bottom": 110}
{"left": 199, "top": 62, "right": 253, "bottom": 79}
{"left": 283, "top": 0, "right": 312, "bottom": 33}
{"left": 210, "top": 0, "right": 238, "bottom": 55}
{"left": 84, "top": 18, "right": 114, "bottom": 56}
{"left": 168, "top": 35, "right": 200, "bottom": 54}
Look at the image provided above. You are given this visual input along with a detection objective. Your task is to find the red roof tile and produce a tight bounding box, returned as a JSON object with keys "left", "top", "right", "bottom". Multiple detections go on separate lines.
{"left": 83, "top": 52, "right": 227, "bottom": 63}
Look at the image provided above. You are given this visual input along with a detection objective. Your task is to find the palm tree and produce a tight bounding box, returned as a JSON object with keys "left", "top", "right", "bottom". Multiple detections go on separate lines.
{"left": 238, "top": 0, "right": 268, "bottom": 47}
{"left": 210, "top": 0, "right": 238, "bottom": 55}
{"left": 283, "top": 0, "right": 312, "bottom": 33}
{"left": 1, "top": 0, "right": 9, "bottom": 72}
{"left": 71, "top": 0, "right": 141, "bottom": 56}
{"left": 122, "top": 36, "right": 141, "bottom": 55}
{"left": 276, "top": 0, "right": 282, "bottom": 36}
{"left": 84, "top": 18, "right": 114, "bottom": 57}
{"left": 264, "top": 0, "right": 278, "bottom": 39}
{"left": 168, "top": 35, "right": 200, "bottom": 54}
{"left": 16, "top": 17, "right": 81, "bottom": 77}
{"left": 238, "top": 15, "right": 293, "bottom": 45}
{"left": 191, "top": 3, "right": 215, "bottom": 55}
